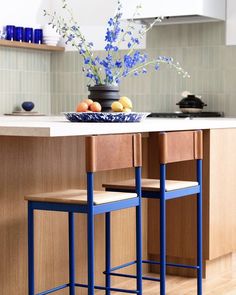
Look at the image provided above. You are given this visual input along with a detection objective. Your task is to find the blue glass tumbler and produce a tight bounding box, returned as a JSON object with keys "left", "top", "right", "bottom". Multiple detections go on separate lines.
{"left": 34, "top": 29, "right": 43, "bottom": 44}
{"left": 6, "top": 25, "right": 15, "bottom": 41}
{"left": 15, "top": 27, "right": 24, "bottom": 42}
{"left": 24, "top": 27, "right": 33, "bottom": 43}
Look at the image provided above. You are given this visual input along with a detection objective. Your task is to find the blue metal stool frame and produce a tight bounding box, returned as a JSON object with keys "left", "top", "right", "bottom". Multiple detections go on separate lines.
{"left": 104, "top": 130, "right": 203, "bottom": 295}
{"left": 26, "top": 133, "right": 143, "bottom": 295}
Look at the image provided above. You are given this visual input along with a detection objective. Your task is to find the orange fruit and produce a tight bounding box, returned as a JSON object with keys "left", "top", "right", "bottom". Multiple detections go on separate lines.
{"left": 90, "top": 102, "right": 102, "bottom": 112}
{"left": 83, "top": 98, "right": 93, "bottom": 108}
{"left": 76, "top": 102, "right": 89, "bottom": 112}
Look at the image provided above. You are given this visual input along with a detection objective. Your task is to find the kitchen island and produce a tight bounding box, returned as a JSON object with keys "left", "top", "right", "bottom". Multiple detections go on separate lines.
{"left": 0, "top": 116, "right": 236, "bottom": 295}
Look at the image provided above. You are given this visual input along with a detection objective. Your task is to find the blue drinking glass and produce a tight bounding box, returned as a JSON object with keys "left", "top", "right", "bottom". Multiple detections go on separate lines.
{"left": 15, "top": 27, "right": 24, "bottom": 42}
{"left": 34, "top": 29, "right": 43, "bottom": 44}
{"left": 6, "top": 25, "right": 15, "bottom": 41}
{"left": 24, "top": 27, "right": 33, "bottom": 43}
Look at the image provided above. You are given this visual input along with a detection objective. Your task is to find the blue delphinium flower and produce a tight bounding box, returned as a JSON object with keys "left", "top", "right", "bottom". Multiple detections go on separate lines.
{"left": 115, "top": 60, "right": 122, "bottom": 68}
{"left": 45, "top": 0, "right": 190, "bottom": 86}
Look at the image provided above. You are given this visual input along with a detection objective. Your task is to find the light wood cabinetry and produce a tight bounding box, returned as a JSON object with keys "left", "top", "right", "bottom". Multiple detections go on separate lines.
{"left": 148, "top": 129, "right": 236, "bottom": 277}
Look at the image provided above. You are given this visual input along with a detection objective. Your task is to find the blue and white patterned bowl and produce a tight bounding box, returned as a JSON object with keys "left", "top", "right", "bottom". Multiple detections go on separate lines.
{"left": 64, "top": 112, "right": 150, "bottom": 123}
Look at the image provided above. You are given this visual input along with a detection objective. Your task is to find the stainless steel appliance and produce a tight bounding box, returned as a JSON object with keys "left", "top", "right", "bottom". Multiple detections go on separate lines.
{"left": 148, "top": 112, "right": 224, "bottom": 118}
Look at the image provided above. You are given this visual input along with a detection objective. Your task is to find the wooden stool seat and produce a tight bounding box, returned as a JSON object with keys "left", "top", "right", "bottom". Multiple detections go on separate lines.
{"left": 103, "top": 178, "right": 198, "bottom": 192}
{"left": 25, "top": 189, "right": 137, "bottom": 205}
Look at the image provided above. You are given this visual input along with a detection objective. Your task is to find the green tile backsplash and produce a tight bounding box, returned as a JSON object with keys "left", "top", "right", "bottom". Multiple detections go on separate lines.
{"left": 1, "top": 22, "right": 236, "bottom": 116}
{"left": 50, "top": 22, "right": 236, "bottom": 117}
{"left": 0, "top": 47, "right": 51, "bottom": 114}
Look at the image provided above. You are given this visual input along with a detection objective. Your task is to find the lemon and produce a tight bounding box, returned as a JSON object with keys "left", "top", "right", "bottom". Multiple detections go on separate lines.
{"left": 123, "top": 108, "right": 132, "bottom": 113}
{"left": 111, "top": 101, "right": 123, "bottom": 112}
{"left": 119, "top": 96, "right": 132, "bottom": 109}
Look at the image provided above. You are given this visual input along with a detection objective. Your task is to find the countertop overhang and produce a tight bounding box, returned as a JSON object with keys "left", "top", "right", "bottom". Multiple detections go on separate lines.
{"left": 0, "top": 116, "right": 236, "bottom": 137}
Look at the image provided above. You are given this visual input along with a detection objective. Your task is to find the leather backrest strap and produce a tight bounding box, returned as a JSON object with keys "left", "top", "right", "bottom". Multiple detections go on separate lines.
{"left": 158, "top": 130, "right": 203, "bottom": 164}
{"left": 86, "top": 133, "right": 142, "bottom": 172}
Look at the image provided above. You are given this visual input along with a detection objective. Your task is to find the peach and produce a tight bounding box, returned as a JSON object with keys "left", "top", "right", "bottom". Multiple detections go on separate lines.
{"left": 90, "top": 102, "right": 102, "bottom": 112}
{"left": 76, "top": 102, "right": 89, "bottom": 112}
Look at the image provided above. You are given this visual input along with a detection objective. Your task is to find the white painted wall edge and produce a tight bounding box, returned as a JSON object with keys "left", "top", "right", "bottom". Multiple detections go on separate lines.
{"left": 226, "top": 0, "right": 236, "bottom": 45}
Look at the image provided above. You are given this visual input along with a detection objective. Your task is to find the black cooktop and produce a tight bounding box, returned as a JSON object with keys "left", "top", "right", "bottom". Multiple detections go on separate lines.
{"left": 148, "top": 112, "right": 224, "bottom": 118}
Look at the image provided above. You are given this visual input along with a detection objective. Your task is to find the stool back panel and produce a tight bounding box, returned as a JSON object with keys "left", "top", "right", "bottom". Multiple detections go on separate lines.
{"left": 159, "top": 130, "right": 203, "bottom": 164}
{"left": 86, "top": 133, "right": 142, "bottom": 172}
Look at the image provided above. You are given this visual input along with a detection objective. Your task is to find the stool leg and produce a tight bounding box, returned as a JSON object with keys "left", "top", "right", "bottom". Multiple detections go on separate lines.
{"left": 136, "top": 166, "right": 142, "bottom": 294}
{"left": 197, "top": 160, "right": 203, "bottom": 295}
{"left": 160, "top": 164, "right": 166, "bottom": 295}
{"left": 87, "top": 209, "right": 95, "bottom": 294}
{"left": 136, "top": 204, "right": 142, "bottom": 294}
{"left": 69, "top": 212, "right": 75, "bottom": 295}
{"left": 160, "top": 197, "right": 166, "bottom": 295}
{"left": 105, "top": 212, "right": 111, "bottom": 295}
{"left": 87, "top": 172, "right": 95, "bottom": 294}
{"left": 28, "top": 202, "right": 34, "bottom": 295}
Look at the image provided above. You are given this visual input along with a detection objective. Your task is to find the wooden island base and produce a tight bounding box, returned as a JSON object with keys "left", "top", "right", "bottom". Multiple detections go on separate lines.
{"left": 0, "top": 129, "right": 235, "bottom": 294}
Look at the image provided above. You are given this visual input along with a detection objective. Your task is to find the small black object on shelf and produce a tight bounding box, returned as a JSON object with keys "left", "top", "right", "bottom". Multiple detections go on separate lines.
{"left": 22, "top": 101, "right": 35, "bottom": 112}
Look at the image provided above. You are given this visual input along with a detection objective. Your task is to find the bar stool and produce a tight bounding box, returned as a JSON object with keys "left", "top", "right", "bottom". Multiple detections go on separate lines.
{"left": 25, "top": 133, "right": 143, "bottom": 295}
{"left": 103, "top": 130, "right": 203, "bottom": 295}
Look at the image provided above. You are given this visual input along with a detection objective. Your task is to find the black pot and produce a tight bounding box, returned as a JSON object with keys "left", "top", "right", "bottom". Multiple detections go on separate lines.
{"left": 176, "top": 95, "right": 207, "bottom": 112}
{"left": 88, "top": 84, "right": 120, "bottom": 112}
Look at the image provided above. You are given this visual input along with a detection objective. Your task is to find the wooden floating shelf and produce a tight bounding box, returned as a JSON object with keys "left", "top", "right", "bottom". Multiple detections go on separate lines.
{"left": 0, "top": 39, "right": 65, "bottom": 52}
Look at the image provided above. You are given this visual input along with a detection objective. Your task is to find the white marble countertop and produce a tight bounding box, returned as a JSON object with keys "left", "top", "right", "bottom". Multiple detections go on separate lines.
{"left": 0, "top": 115, "right": 236, "bottom": 137}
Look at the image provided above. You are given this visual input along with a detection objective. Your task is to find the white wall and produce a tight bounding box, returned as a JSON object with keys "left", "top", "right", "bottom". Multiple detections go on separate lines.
{"left": 51, "top": 0, "right": 117, "bottom": 26}
{"left": 226, "top": 0, "right": 236, "bottom": 45}
{"left": 0, "top": 0, "right": 146, "bottom": 49}
{"left": 50, "top": 0, "right": 121, "bottom": 50}
{"left": 0, "top": 0, "right": 52, "bottom": 28}
{"left": 50, "top": 0, "right": 146, "bottom": 50}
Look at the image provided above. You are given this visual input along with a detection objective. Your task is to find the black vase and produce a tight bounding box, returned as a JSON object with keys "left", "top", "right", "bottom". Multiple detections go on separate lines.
{"left": 88, "top": 84, "right": 120, "bottom": 112}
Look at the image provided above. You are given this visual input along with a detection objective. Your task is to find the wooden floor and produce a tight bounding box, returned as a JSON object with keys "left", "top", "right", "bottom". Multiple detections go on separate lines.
{"left": 97, "top": 254, "right": 236, "bottom": 295}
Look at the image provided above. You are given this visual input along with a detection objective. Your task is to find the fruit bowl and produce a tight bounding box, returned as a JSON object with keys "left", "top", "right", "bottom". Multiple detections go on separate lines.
{"left": 63, "top": 112, "right": 150, "bottom": 123}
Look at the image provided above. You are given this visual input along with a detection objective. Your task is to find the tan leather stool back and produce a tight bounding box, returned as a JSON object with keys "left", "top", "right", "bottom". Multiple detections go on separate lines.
{"left": 86, "top": 133, "right": 142, "bottom": 172}
{"left": 159, "top": 130, "right": 203, "bottom": 164}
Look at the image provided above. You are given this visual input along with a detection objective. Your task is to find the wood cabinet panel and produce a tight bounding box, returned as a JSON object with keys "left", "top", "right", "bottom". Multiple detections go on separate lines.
{"left": 209, "top": 129, "right": 236, "bottom": 258}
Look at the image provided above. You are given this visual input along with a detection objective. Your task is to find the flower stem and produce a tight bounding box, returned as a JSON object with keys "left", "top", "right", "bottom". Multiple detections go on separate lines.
{"left": 117, "top": 58, "right": 189, "bottom": 79}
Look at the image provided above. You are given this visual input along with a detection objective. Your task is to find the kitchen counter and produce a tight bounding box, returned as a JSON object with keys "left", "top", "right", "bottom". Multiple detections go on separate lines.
{"left": 0, "top": 115, "right": 236, "bottom": 137}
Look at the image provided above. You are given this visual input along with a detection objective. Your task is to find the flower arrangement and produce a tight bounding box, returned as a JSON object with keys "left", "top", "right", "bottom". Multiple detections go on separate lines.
{"left": 44, "top": 0, "right": 189, "bottom": 87}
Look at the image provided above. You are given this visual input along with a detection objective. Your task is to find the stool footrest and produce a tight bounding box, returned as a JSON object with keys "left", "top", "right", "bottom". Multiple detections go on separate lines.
{"left": 75, "top": 283, "right": 139, "bottom": 293}
{"left": 104, "top": 271, "right": 160, "bottom": 282}
{"left": 37, "top": 283, "right": 69, "bottom": 295}
{"left": 105, "top": 259, "right": 199, "bottom": 283}
{"left": 143, "top": 259, "right": 200, "bottom": 270}
{"left": 36, "top": 282, "right": 140, "bottom": 294}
